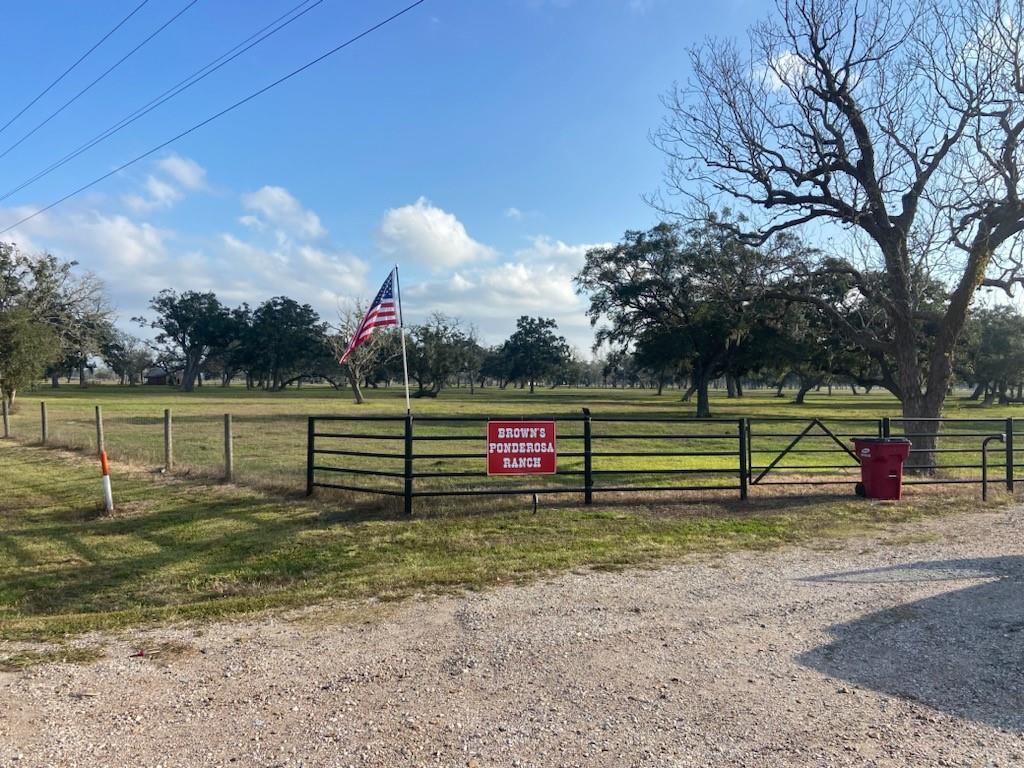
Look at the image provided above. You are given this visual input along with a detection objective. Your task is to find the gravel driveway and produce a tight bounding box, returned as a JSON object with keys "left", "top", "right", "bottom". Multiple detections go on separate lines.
{"left": 2, "top": 507, "right": 1022, "bottom": 767}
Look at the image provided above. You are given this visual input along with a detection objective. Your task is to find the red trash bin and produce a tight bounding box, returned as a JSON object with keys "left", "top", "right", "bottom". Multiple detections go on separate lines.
{"left": 852, "top": 438, "right": 912, "bottom": 500}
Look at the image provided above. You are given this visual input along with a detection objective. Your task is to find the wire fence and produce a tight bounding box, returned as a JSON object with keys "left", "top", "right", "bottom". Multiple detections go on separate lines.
{"left": 4, "top": 399, "right": 1020, "bottom": 505}
{"left": 2, "top": 400, "right": 308, "bottom": 493}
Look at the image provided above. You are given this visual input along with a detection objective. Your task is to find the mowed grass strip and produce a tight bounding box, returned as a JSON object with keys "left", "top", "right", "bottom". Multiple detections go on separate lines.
{"left": 0, "top": 440, "right": 1004, "bottom": 644}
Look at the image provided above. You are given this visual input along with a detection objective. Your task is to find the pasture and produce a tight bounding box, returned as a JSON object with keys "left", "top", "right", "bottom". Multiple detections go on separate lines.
{"left": 3, "top": 383, "right": 1020, "bottom": 495}
{"left": 0, "top": 383, "right": 1017, "bottom": 647}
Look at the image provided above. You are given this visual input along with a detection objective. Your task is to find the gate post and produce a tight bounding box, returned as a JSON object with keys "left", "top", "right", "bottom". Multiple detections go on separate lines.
{"left": 738, "top": 418, "right": 748, "bottom": 500}
{"left": 583, "top": 410, "right": 593, "bottom": 505}
{"left": 1006, "top": 417, "right": 1015, "bottom": 493}
{"left": 40, "top": 402, "right": 47, "bottom": 445}
{"left": 305, "top": 417, "right": 315, "bottom": 496}
{"left": 882, "top": 417, "right": 891, "bottom": 438}
{"left": 404, "top": 414, "right": 414, "bottom": 516}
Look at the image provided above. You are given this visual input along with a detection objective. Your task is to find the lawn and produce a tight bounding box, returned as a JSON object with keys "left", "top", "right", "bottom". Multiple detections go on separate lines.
{"left": 0, "top": 439, "right": 1003, "bottom": 648}
{"left": 2, "top": 383, "right": 1021, "bottom": 494}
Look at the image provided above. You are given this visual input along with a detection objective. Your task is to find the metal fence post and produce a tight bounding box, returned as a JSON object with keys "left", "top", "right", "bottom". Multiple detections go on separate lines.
{"left": 1, "top": 397, "right": 9, "bottom": 438}
{"left": 404, "top": 414, "right": 414, "bottom": 516}
{"left": 306, "top": 417, "right": 315, "bottom": 496}
{"left": 583, "top": 411, "right": 593, "bottom": 505}
{"left": 738, "top": 418, "right": 748, "bottom": 500}
{"left": 95, "top": 405, "right": 105, "bottom": 456}
{"left": 882, "top": 417, "right": 891, "bottom": 438}
{"left": 1006, "top": 417, "right": 1014, "bottom": 492}
{"left": 163, "top": 408, "right": 173, "bottom": 472}
{"left": 40, "top": 402, "right": 47, "bottom": 444}
{"left": 224, "top": 414, "right": 233, "bottom": 482}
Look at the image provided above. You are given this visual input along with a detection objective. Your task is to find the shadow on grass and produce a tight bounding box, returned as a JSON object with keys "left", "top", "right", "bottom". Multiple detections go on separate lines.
{"left": 797, "top": 556, "right": 1024, "bottom": 732}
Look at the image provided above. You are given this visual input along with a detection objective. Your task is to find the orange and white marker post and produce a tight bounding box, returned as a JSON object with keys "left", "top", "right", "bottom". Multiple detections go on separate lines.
{"left": 99, "top": 450, "right": 114, "bottom": 514}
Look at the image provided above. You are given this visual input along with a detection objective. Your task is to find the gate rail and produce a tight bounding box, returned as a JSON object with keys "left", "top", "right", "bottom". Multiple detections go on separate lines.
{"left": 307, "top": 413, "right": 1019, "bottom": 513}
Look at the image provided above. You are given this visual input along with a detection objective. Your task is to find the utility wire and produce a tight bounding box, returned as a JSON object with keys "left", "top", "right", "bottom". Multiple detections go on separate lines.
{"left": 0, "top": 0, "right": 202, "bottom": 161}
{"left": 0, "top": 0, "right": 428, "bottom": 236}
{"left": 0, "top": 0, "right": 152, "bottom": 137}
{"left": 0, "top": 0, "right": 325, "bottom": 204}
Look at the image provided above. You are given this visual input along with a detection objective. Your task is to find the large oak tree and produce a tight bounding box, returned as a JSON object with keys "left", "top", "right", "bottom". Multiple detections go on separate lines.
{"left": 656, "top": 0, "right": 1024, "bottom": 461}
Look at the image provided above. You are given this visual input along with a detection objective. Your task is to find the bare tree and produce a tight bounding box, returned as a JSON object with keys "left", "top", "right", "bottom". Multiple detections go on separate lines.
{"left": 329, "top": 302, "right": 400, "bottom": 404}
{"left": 656, "top": 0, "right": 1024, "bottom": 466}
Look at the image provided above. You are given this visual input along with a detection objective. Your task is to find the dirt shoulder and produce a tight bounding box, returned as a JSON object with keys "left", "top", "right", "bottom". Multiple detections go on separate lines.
{"left": 2, "top": 507, "right": 1022, "bottom": 767}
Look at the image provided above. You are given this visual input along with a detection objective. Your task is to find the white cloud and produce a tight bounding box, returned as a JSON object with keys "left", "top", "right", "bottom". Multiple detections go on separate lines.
{"left": 377, "top": 197, "right": 496, "bottom": 269}
{"left": 157, "top": 154, "right": 207, "bottom": 190}
{"left": 241, "top": 186, "right": 326, "bottom": 240}
{"left": 504, "top": 206, "right": 524, "bottom": 220}
{"left": 760, "top": 50, "right": 809, "bottom": 91}
{"left": 402, "top": 234, "right": 610, "bottom": 351}
{"left": 121, "top": 154, "right": 207, "bottom": 212}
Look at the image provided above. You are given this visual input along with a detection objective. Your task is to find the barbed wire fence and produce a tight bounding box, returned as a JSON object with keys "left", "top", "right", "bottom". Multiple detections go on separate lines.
{"left": 3, "top": 399, "right": 307, "bottom": 494}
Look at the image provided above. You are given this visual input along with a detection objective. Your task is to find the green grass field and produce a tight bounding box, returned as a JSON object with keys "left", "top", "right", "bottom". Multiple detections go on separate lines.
{"left": 3, "top": 383, "right": 1021, "bottom": 495}
{"left": 0, "top": 437, "right": 1001, "bottom": 647}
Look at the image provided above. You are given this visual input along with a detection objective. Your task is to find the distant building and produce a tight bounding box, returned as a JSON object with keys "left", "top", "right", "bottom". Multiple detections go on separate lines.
{"left": 144, "top": 367, "right": 180, "bottom": 386}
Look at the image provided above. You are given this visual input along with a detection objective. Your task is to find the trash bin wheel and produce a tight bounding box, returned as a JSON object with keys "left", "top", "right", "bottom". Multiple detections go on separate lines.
{"left": 854, "top": 481, "right": 865, "bottom": 497}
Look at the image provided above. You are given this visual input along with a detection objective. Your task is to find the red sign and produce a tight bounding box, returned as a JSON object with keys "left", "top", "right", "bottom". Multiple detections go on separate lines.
{"left": 487, "top": 421, "right": 557, "bottom": 475}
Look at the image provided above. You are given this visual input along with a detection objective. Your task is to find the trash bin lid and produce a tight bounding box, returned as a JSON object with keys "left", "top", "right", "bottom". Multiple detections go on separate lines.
{"left": 851, "top": 437, "right": 912, "bottom": 444}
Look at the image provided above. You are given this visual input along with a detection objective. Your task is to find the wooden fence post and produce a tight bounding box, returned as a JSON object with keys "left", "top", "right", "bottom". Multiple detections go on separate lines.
{"left": 224, "top": 414, "right": 233, "bottom": 481}
{"left": 95, "top": 405, "right": 105, "bottom": 456}
{"left": 40, "top": 402, "right": 47, "bottom": 445}
{"left": 163, "top": 408, "right": 173, "bottom": 472}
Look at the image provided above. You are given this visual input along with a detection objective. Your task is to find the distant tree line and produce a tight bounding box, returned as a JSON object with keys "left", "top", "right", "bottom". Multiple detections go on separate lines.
{"left": 576, "top": 218, "right": 1024, "bottom": 417}
{"left": 5, "top": 238, "right": 1024, "bottom": 413}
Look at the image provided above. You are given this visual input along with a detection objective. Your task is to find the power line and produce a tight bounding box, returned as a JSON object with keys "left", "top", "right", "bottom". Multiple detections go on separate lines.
{"left": 0, "top": 0, "right": 325, "bottom": 204}
{"left": 0, "top": 0, "right": 152, "bottom": 138}
{"left": 0, "top": 0, "right": 202, "bottom": 161}
{"left": 0, "top": 0, "right": 428, "bottom": 236}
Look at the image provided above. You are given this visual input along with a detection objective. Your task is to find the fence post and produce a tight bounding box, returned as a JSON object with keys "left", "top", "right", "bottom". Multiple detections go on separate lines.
{"left": 583, "top": 410, "right": 593, "bottom": 505}
{"left": 224, "top": 413, "right": 233, "bottom": 482}
{"left": 95, "top": 405, "right": 105, "bottom": 456}
{"left": 738, "top": 418, "right": 748, "bottom": 500}
{"left": 404, "top": 414, "right": 414, "bottom": 516}
{"left": 306, "top": 417, "right": 315, "bottom": 496}
{"left": 882, "top": 416, "right": 891, "bottom": 438}
{"left": 1006, "top": 417, "right": 1014, "bottom": 493}
{"left": 40, "top": 402, "right": 47, "bottom": 444}
{"left": 1, "top": 397, "right": 9, "bottom": 438}
{"left": 163, "top": 408, "right": 173, "bottom": 472}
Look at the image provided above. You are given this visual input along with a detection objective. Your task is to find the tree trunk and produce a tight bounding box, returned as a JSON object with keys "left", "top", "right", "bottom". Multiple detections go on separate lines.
{"left": 695, "top": 375, "right": 711, "bottom": 417}
{"left": 735, "top": 379, "right": 743, "bottom": 397}
{"left": 725, "top": 374, "right": 738, "bottom": 398}
{"left": 51, "top": 372, "right": 60, "bottom": 388}
{"left": 775, "top": 377, "right": 786, "bottom": 398}
{"left": 794, "top": 376, "right": 822, "bottom": 404}
{"left": 529, "top": 380, "right": 535, "bottom": 394}
{"left": 346, "top": 367, "right": 364, "bottom": 405}
{"left": 681, "top": 382, "right": 697, "bottom": 402}
{"left": 78, "top": 362, "right": 87, "bottom": 387}
{"left": 900, "top": 392, "right": 943, "bottom": 474}
{"left": 656, "top": 374, "right": 664, "bottom": 396}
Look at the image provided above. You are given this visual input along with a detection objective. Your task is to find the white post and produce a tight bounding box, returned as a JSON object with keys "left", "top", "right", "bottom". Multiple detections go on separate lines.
{"left": 394, "top": 265, "right": 412, "bottom": 414}
{"left": 100, "top": 450, "right": 114, "bottom": 515}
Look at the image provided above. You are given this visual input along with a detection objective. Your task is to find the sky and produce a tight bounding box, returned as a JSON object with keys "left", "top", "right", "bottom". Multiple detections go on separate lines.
{"left": 0, "top": 0, "right": 762, "bottom": 353}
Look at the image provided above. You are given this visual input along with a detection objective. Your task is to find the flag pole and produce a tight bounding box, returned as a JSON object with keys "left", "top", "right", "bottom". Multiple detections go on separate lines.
{"left": 394, "top": 265, "right": 412, "bottom": 414}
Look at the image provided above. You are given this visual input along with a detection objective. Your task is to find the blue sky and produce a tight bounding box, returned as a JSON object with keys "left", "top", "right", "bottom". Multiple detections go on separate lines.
{"left": 1, "top": 0, "right": 760, "bottom": 351}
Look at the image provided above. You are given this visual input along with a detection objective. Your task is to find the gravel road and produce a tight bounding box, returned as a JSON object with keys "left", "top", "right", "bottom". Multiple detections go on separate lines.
{"left": 2, "top": 507, "right": 1022, "bottom": 767}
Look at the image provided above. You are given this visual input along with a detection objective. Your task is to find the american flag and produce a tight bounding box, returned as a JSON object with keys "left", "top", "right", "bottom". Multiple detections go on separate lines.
{"left": 339, "top": 270, "right": 399, "bottom": 364}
